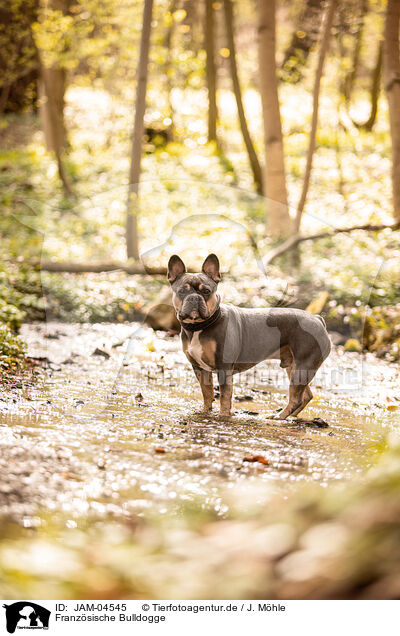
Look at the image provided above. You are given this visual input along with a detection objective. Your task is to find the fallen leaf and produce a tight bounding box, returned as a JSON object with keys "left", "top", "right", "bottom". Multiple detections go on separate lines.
{"left": 155, "top": 447, "right": 166, "bottom": 454}
{"left": 243, "top": 455, "right": 269, "bottom": 465}
{"left": 60, "top": 472, "right": 82, "bottom": 481}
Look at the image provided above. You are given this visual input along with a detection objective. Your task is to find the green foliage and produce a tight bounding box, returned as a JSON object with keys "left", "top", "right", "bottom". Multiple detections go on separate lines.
{"left": 344, "top": 338, "right": 362, "bottom": 352}
{"left": 0, "top": 0, "right": 37, "bottom": 103}
{"left": 0, "top": 265, "right": 46, "bottom": 329}
{"left": 0, "top": 324, "right": 25, "bottom": 374}
{"left": 41, "top": 273, "right": 161, "bottom": 323}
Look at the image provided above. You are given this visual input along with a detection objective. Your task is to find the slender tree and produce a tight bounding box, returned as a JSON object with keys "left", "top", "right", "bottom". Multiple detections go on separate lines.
{"left": 294, "top": 0, "right": 337, "bottom": 232}
{"left": 205, "top": 0, "right": 218, "bottom": 143}
{"left": 281, "top": 0, "right": 324, "bottom": 83}
{"left": 223, "top": 0, "right": 263, "bottom": 194}
{"left": 353, "top": 40, "right": 382, "bottom": 132}
{"left": 258, "top": 0, "right": 292, "bottom": 237}
{"left": 37, "top": 48, "right": 73, "bottom": 196}
{"left": 343, "top": 0, "right": 367, "bottom": 102}
{"left": 38, "top": 0, "right": 69, "bottom": 154}
{"left": 39, "top": 64, "right": 67, "bottom": 154}
{"left": 163, "top": 0, "right": 177, "bottom": 136}
{"left": 126, "top": 0, "right": 154, "bottom": 260}
{"left": 384, "top": 0, "right": 400, "bottom": 222}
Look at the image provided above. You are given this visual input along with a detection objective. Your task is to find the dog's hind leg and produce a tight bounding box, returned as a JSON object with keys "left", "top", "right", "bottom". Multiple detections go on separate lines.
{"left": 277, "top": 355, "right": 319, "bottom": 419}
{"left": 278, "top": 382, "right": 308, "bottom": 419}
{"left": 290, "top": 385, "right": 313, "bottom": 417}
{"left": 283, "top": 361, "right": 313, "bottom": 417}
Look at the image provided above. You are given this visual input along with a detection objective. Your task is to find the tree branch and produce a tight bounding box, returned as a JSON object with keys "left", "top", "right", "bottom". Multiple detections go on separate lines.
{"left": 264, "top": 219, "right": 400, "bottom": 266}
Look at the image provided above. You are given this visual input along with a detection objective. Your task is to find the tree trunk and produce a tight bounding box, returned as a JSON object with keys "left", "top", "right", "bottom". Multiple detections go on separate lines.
{"left": 163, "top": 0, "right": 176, "bottom": 136}
{"left": 343, "top": 0, "right": 367, "bottom": 102}
{"left": 384, "top": 0, "right": 400, "bottom": 222}
{"left": 223, "top": 0, "right": 263, "bottom": 194}
{"left": 294, "top": 0, "right": 337, "bottom": 232}
{"left": 0, "top": 84, "right": 11, "bottom": 116}
{"left": 38, "top": 0, "right": 69, "bottom": 153}
{"left": 363, "top": 40, "right": 383, "bottom": 132}
{"left": 183, "top": 0, "right": 203, "bottom": 53}
{"left": 258, "top": 0, "right": 291, "bottom": 237}
{"left": 39, "top": 66, "right": 67, "bottom": 153}
{"left": 126, "top": 0, "right": 154, "bottom": 260}
{"left": 205, "top": 0, "right": 218, "bottom": 143}
{"left": 281, "top": 0, "right": 324, "bottom": 83}
{"left": 353, "top": 40, "right": 382, "bottom": 132}
{"left": 38, "top": 56, "right": 73, "bottom": 196}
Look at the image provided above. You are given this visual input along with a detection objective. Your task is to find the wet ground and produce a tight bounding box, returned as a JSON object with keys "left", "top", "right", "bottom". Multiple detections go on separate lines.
{"left": 1, "top": 321, "right": 400, "bottom": 525}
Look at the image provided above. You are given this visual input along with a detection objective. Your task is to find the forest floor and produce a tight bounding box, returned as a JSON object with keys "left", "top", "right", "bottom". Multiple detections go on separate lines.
{"left": 1, "top": 320, "right": 400, "bottom": 598}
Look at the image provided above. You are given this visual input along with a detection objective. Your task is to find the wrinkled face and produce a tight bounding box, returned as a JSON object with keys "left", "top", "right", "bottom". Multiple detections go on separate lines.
{"left": 167, "top": 254, "right": 221, "bottom": 322}
{"left": 172, "top": 273, "right": 218, "bottom": 322}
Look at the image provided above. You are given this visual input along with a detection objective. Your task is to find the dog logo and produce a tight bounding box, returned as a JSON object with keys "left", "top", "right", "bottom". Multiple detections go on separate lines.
{"left": 2, "top": 602, "right": 50, "bottom": 634}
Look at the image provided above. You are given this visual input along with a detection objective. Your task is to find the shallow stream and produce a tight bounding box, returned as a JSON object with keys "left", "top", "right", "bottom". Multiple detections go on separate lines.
{"left": 1, "top": 322, "right": 399, "bottom": 525}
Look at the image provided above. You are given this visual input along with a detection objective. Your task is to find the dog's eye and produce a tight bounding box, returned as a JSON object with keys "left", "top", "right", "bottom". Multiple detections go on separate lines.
{"left": 202, "top": 288, "right": 211, "bottom": 296}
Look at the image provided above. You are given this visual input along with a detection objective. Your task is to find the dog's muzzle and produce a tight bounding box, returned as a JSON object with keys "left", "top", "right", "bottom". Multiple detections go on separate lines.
{"left": 179, "top": 294, "right": 209, "bottom": 321}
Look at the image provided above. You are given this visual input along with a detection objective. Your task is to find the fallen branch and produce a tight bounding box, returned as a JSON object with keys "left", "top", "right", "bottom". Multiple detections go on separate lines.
{"left": 264, "top": 220, "right": 400, "bottom": 266}
{"left": 29, "top": 260, "right": 166, "bottom": 275}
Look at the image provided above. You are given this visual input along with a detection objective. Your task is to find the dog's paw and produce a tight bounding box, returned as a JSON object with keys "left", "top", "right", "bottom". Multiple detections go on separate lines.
{"left": 266, "top": 412, "right": 296, "bottom": 422}
{"left": 266, "top": 412, "right": 282, "bottom": 420}
{"left": 196, "top": 406, "right": 212, "bottom": 414}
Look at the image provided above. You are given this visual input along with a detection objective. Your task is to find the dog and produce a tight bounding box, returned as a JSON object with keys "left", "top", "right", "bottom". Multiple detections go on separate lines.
{"left": 167, "top": 254, "right": 331, "bottom": 419}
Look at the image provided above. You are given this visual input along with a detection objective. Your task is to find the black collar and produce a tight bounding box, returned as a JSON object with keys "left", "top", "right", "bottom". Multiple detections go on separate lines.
{"left": 179, "top": 303, "right": 222, "bottom": 332}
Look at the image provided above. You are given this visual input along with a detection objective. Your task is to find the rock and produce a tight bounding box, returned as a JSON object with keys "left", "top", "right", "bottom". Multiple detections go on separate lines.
{"left": 329, "top": 331, "right": 346, "bottom": 346}
{"left": 143, "top": 287, "right": 180, "bottom": 333}
{"left": 92, "top": 348, "right": 110, "bottom": 359}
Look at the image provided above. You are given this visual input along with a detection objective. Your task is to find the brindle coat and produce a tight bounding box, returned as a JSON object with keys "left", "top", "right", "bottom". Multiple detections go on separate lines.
{"left": 168, "top": 254, "right": 331, "bottom": 419}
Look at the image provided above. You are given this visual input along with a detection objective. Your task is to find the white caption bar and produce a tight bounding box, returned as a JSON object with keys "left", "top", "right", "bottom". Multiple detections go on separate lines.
{"left": 1, "top": 599, "right": 398, "bottom": 635}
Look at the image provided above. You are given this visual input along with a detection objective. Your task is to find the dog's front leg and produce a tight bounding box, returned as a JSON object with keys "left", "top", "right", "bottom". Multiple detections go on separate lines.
{"left": 218, "top": 368, "right": 233, "bottom": 418}
{"left": 193, "top": 366, "right": 214, "bottom": 412}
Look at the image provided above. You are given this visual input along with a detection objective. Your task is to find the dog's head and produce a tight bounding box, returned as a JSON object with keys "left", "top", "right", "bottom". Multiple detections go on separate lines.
{"left": 167, "top": 254, "right": 221, "bottom": 323}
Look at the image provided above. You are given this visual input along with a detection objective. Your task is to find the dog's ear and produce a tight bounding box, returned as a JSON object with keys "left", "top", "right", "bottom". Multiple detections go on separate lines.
{"left": 202, "top": 254, "right": 221, "bottom": 282}
{"left": 167, "top": 255, "right": 186, "bottom": 283}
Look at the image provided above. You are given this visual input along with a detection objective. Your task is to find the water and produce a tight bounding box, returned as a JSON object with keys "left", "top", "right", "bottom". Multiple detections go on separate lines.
{"left": 0, "top": 321, "right": 399, "bottom": 525}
